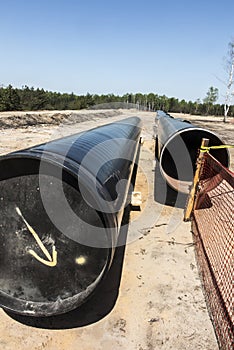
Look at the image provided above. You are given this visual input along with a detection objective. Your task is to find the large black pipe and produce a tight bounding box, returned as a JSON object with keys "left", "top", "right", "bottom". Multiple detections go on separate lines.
{"left": 155, "top": 110, "right": 229, "bottom": 193}
{"left": 0, "top": 117, "right": 142, "bottom": 316}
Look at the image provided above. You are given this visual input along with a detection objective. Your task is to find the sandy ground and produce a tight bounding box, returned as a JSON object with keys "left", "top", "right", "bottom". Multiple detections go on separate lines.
{"left": 0, "top": 109, "right": 233, "bottom": 350}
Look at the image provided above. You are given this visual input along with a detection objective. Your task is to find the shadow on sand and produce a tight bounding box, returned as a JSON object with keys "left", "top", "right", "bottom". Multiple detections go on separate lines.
{"left": 154, "top": 159, "right": 188, "bottom": 209}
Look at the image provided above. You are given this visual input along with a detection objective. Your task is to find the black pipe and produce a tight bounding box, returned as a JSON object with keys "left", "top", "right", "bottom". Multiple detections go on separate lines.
{"left": 155, "top": 110, "right": 229, "bottom": 193}
{"left": 0, "top": 117, "right": 142, "bottom": 316}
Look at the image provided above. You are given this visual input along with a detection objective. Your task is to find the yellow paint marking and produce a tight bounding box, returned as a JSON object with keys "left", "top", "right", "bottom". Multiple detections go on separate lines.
{"left": 16, "top": 207, "right": 57, "bottom": 267}
{"left": 28, "top": 246, "right": 57, "bottom": 267}
{"left": 75, "top": 256, "right": 86, "bottom": 265}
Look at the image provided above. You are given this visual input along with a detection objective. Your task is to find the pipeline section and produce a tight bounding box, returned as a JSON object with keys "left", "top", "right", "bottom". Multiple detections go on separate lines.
{"left": 155, "top": 110, "right": 229, "bottom": 193}
{"left": 0, "top": 116, "right": 142, "bottom": 316}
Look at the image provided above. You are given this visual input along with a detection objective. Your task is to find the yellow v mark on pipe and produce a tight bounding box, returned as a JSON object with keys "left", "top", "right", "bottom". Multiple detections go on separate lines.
{"left": 16, "top": 207, "right": 57, "bottom": 267}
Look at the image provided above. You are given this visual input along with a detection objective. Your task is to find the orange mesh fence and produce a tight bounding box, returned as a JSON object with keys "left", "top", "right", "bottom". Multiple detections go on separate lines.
{"left": 192, "top": 152, "right": 234, "bottom": 350}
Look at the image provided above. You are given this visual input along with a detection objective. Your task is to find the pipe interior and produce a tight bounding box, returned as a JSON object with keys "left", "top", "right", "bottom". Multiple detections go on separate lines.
{"left": 0, "top": 158, "right": 110, "bottom": 315}
{"left": 160, "top": 129, "right": 229, "bottom": 188}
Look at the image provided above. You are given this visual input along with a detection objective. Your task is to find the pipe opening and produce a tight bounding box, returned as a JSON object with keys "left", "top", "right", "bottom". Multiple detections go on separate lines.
{"left": 160, "top": 129, "right": 229, "bottom": 193}
{"left": 0, "top": 157, "right": 112, "bottom": 316}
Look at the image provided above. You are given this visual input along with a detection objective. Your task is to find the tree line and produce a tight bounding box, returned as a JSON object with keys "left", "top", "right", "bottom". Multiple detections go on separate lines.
{"left": 0, "top": 84, "right": 233, "bottom": 117}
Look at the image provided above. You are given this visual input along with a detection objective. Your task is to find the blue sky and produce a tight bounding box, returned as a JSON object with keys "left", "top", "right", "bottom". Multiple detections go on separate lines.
{"left": 0, "top": 0, "right": 233, "bottom": 103}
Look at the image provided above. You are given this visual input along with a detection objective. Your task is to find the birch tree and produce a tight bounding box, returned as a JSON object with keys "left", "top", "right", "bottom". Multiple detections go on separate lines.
{"left": 223, "top": 41, "right": 234, "bottom": 122}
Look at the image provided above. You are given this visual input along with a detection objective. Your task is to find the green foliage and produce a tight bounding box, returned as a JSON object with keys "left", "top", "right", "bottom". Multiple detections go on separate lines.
{"left": 203, "top": 86, "right": 219, "bottom": 104}
{"left": 203, "top": 86, "right": 219, "bottom": 114}
{"left": 0, "top": 84, "right": 231, "bottom": 117}
{"left": 0, "top": 85, "right": 21, "bottom": 111}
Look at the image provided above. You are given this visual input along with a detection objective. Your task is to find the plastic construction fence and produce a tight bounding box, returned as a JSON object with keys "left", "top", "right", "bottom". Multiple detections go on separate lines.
{"left": 192, "top": 152, "right": 234, "bottom": 350}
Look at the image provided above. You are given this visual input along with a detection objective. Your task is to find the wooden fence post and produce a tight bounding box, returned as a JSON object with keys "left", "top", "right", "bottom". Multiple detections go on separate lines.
{"left": 184, "top": 138, "right": 210, "bottom": 221}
